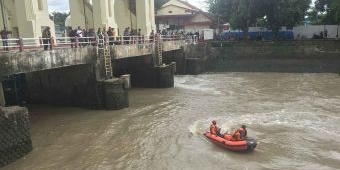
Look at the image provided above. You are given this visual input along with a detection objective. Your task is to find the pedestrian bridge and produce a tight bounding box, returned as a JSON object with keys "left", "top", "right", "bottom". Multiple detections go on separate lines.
{"left": 0, "top": 34, "right": 202, "bottom": 109}
{"left": 0, "top": 35, "right": 197, "bottom": 75}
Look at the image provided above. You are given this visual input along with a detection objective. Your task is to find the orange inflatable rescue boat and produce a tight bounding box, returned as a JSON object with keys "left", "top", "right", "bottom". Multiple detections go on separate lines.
{"left": 204, "top": 132, "right": 257, "bottom": 152}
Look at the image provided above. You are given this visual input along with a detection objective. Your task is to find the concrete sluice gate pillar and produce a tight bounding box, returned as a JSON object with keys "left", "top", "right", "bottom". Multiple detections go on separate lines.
{"left": 0, "top": 107, "right": 32, "bottom": 168}
{"left": 100, "top": 79, "right": 129, "bottom": 110}
{"left": 131, "top": 62, "right": 176, "bottom": 88}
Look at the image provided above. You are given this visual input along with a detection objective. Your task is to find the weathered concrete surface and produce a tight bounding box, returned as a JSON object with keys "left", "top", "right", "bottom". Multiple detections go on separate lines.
{"left": 163, "top": 50, "right": 186, "bottom": 74}
{"left": 0, "top": 40, "right": 187, "bottom": 77}
{"left": 162, "top": 40, "right": 186, "bottom": 52}
{"left": 162, "top": 43, "right": 207, "bottom": 75}
{"left": 100, "top": 79, "right": 129, "bottom": 110}
{"left": 112, "top": 40, "right": 186, "bottom": 59}
{"left": 187, "top": 40, "right": 340, "bottom": 73}
{"left": 112, "top": 43, "right": 154, "bottom": 59}
{"left": 131, "top": 63, "right": 176, "bottom": 88}
{"left": 0, "top": 106, "right": 32, "bottom": 168}
{"left": 209, "top": 40, "right": 340, "bottom": 59}
{"left": 1, "top": 47, "right": 97, "bottom": 75}
{"left": 24, "top": 64, "right": 103, "bottom": 108}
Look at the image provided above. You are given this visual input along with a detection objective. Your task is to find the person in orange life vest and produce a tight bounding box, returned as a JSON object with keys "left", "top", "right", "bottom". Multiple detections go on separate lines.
{"left": 210, "top": 120, "right": 224, "bottom": 138}
{"left": 232, "top": 125, "right": 247, "bottom": 141}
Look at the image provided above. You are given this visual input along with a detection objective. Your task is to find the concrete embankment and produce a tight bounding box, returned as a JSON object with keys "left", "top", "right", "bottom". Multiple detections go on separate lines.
{"left": 171, "top": 40, "right": 340, "bottom": 74}
{"left": 0, "top": 106, "right": 32, "bottom": 168}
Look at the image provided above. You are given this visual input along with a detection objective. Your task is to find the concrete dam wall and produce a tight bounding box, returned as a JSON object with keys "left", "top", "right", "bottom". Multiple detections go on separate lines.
{"left": 180, "top": 40, "right": 340, "bottom": 73}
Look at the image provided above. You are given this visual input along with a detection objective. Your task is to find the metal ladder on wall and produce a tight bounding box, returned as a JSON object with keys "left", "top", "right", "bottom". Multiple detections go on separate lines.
{"left": 103, "top": 47, "right": 113, "bottom": 78}
{"left": 156, "top": 36, "right": 163, "bottom": 66}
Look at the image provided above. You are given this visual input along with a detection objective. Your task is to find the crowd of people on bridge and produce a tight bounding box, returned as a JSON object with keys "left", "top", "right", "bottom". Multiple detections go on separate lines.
{"left": 0, "top": 26, "right": 199, "bottom": 51}
{"left": 63, "top": 26, "right": 198, "bottom": 48}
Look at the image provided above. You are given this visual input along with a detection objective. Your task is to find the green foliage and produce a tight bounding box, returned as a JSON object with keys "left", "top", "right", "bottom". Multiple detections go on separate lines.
{"left": 315, "top": 0, "right": 332, "bottom": 12}
{"left": 308, "top": 7, "right": 324, "bottom": 25}
{"left": 206, "top": 0, "right": 230, "bottom": 24}
{"left": 331, "top": 0, "right": 340, "bottom": 22}
{"left": 262, "top": 0, "right": 311, "bottom": 33}
{"left": 49, "top": 12, "right": 70, "bottom": 27}
{"left": 205, "top": 0, "right": 311, "bottom": 36}
{"left": 314, "top": 0, "right": 340, "bottom": 24}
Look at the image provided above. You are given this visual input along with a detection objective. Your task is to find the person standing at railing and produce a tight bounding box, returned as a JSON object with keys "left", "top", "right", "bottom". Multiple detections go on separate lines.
{"left": 1, "top": 27, "right": 12, "bottom": 51}
{"left": 42, "top": 26, "right": 51, "bottom": 50}
{"left": 137, "top": 28, "right": 142, "bottom": 44}
{"left": 150, "top": 30, "right": 155, "bottom": 43}
{"left": 69, "top": 28, "right": 77, "bottom": 48}
{"left": 97, "top": 28, "right": 103, "bottom": 47}
{"left": 76, "top": 26, "right": 83, "bottom": 47}
{"left": 107, "top": 27, "right": 114, "bottom": 45}
{"left": 102, "top": 27, "right": 109, "bottom": 46}
{"left": 123, "top": 27, "right": 130, "bottom": 44}
{"left": 83, "top": 29, "right": 88, "bottom": 46}
{"left": 88, "top": 29, "right": 96, "bottom": 46}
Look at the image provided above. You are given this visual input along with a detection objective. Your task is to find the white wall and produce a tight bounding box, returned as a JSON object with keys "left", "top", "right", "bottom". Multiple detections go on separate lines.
{"left": 293, "top": 25, "right": 338, "bottom": 39}
{"left": 247, "top": 25, "right": 339, "bottom": 39}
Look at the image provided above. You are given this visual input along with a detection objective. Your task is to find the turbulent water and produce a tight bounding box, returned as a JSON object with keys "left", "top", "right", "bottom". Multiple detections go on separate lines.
{"left": 3, "top": 73, "right": 340, "bottom": 170}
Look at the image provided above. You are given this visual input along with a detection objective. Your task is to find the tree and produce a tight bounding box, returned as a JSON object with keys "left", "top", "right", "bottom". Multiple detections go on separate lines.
{"left": 315, "top": 0, "right": 332, "bottom": 12}
{"left": 206, "top": 0, "right": 231, "bottom": 25}
{"left": 262, "top": 0, "right": 310, "bottom": 34}
{"left": 205, "top": 0, "right": 310, "bottom": 38}
{"left": 308, "top": 7, "right": 324, "bottom": 25}
{"left": 314, "top": 0, "right": 340, "bottom": 24}
{"left": 229, "top": 0, "right": 259, "bottom": 35}
{"left": 49, "top": 12, "right": 70, "bottom": 27}
{"left": 206, "top": 0, "right": 260, "bottom": 37}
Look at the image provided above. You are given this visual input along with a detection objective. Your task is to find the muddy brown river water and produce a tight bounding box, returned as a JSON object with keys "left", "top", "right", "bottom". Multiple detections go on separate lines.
{"left": 2, "top": 73, "right": 340, "bottom": 170}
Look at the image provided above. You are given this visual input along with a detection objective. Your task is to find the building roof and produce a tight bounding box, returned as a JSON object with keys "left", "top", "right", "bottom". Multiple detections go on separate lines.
{"left": 156, "top": 0, "right": 215, "bottom": 27}
{"left": 160, "top": 0, "right": 200, "bottom": 12}
{"left": 177, "top": 0, "right": 201, "bottom": 11}
{"left": 155, "top": 14, "right": 194, "bottom": 19}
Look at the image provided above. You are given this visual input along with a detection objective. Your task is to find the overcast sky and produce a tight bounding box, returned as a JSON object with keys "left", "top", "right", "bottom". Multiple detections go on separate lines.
{"left": 47, "top": 0, "right": 206, "bottom": 12}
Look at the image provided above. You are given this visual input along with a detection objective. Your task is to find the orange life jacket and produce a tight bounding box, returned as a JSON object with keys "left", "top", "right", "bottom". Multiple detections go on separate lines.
{"left": 232, "top": 128, "right": 247, "bottom": 140}
{"left": 231, "top": 132, "right": 242, "bottom": 141}
{"left": 210, "top": 124, "right": 217, "bottom": 135}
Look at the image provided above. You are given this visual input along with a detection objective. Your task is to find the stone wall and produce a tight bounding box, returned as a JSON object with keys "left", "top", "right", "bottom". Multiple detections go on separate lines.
{"left": 0, "top": 106, "right": 32, "bottom": 168}
{"left": 191, "top": 40, "right": 340, "bottom": 73}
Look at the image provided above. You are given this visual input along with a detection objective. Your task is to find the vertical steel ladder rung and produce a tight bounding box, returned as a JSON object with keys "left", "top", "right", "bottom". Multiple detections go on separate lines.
{"left": 102, "top": 48, "right": 113, "bottom": 77}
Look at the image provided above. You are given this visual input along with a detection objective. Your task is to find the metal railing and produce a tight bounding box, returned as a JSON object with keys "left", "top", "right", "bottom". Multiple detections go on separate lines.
{"left": 0, "top": 34, "right": 198, "bottom": 53}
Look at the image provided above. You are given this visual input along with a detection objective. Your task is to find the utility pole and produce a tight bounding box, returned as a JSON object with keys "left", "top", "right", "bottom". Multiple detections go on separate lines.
{"left": 0, "top": 0, "right": 6, "bottom": 29}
